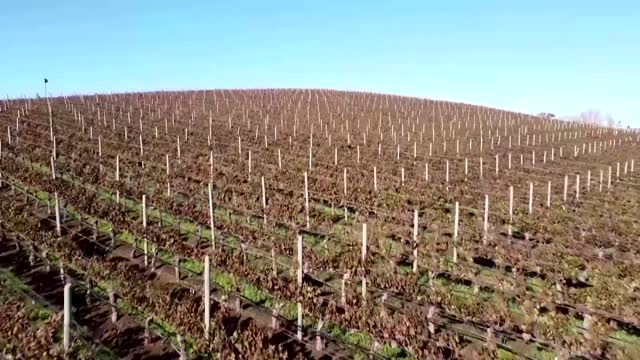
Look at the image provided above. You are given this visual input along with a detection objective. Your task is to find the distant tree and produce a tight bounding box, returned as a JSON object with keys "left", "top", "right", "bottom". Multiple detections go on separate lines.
{"left": 575, "top": 109, "right": 617, "bottom": 128}
{"left": 577, "top": 109, "right": 601, "bottom": 125}
{"left": 537, "top": 112, "right": 556, "bottom": 119}
{"left": 605, "top": 113, "right": 616, "bottom": 128}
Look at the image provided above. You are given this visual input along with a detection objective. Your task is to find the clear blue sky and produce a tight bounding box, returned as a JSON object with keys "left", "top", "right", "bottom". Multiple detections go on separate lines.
{"left": 1, "top": 1, "right": 638, "bottom": 126}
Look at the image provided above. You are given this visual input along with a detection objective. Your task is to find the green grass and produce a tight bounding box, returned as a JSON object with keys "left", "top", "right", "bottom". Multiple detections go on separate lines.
{"left": 317, "top": 204, "right": 336, "bottom": 217}
{"left": 614, "top": 329, "right": 640, "bottom": 345}
{"left": 182, "top": 258, "right": 203, "bottom": 274}
{"left": 477, "top": 267, "right": 497, "bottom": 277}
{"left": 526, "top": 277, "right": 547, "bottom": 293}
{"left": 528, "top": 345, "right": 557, "bottom": 360}
{"left": 97, "top": 220, "right": 112, "bottom": 233}
{"left": 35, "top": 190, "right": 50, "bottom": 202}
{"left": 565, "top": 317, "right": 583, "bottom": 336}
{"left": 118, "top": 231, "right": 135, "bottom": 243}
{"left": 496, "top": 348, "right": 516, "bottom": 360}
{"left": 344, "top": 330, "right": 373, "bottom": 349}
{"left": 329, "top": 223, "right": 349, "bottom": 237}
{"left": 179, "top": 221, "right": 199, "bottom": 235}
{"left": 241, "top": 283, "right": 272, "bottom": 307}
{"left": 274, "top": 226, "right": 288, "bottom": 237}
{"left": 379, "top": 237, "right": 403, "bottom": 257}
{"left": 379, "top": 344, "right": 410, "bottom": 359}
{"left": 0, "top": 268, "right": 33, "bottom": 301}
{"left": 281, "top": 303, "right": 297, "bottom": 321}
{"left": 28, "top": 306, "right": 53, "bottom": 323}
{"left": 326, "top": 322, "right": 345, "bottom": 338}
{"left": 302, "top": 232, "right": 325, "bottom": 248}
{"left": 213, "top": 271, "right": 235, "bottom": 293}
{"left": 396, "top": 263, "right": 413, "bottom": 275}
{"left": 507, "top": 298, "right": 523, "bottom": 317}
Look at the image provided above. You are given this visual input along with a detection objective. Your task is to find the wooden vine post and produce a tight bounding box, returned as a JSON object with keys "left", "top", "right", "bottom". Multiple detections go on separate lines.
{"left": 362, "top": 223, "right": 367, "bottom": 303}
{"left": 297, "top": 233, "right": 303, "bottom": 287}
{"left": 528, "top": 182, "right": 533, "bottom": 215}
{"left": 142, "top": 194, "right": 148, "bottom": 266}
{"left": 204, "top": 255, "right": 211, "bottom": 338}
{"left": 341, "top": 272, "right": 350, "bottom": 307}
{"left": 361, "top": 223, "right": 368, "bottom": 262}
{"left": 464, "top": 158, "right": 468, "bottom": 180}
{"left": 599, "top": 169, "right": 604, "bottom": 192}
{"left": 63, "top": 283, "right": 71, "bottom": 352}
{"left": 109, "top": 289, "right": 117, "bottom": 323}
{"left": 598, "top": 169, "right": 604, "bottom": 192}
{"left": 445, "top": 160, "right": 449, "bottom": 184}
{"left": 453, "top": 201, "right": 459, "bottom": 263}
{"left": 343, "top": 168, "right": 348, "bottom": 221}
{"left": 304, "top": 171, "right": 310, "bottom": 229}
{"left": 208, "top": 183, "right": 215, "bottom": 249}
{"left": 115, "top": 155, "right": 120, "bottom": 181}
{"left": 55, "top": 192, "right": 61, "bottom": 236}
{"left": 308, "top": 141, "right": 313, "bottom": 169}
{"left": 51, "top": 156, "right": 56, "bottom": 180}
{"left": 48, "top": 99, "right": 54, "bottom": 142}
{"left": 297, "top": 302, "right": 303, "bottom": 341}
{"left": 261, "top": 176, "right": 266, "bottom": 224}
{"left": 483, "top": 194, "right": 489, "bottom": 244}
{"left": 412, "top": 210, "right": 418, "bottom": 273}
{"left": 508, "top": 186, "right": 513, "bottom": 237}
{"left": 373, "top": 166, "right": 378, "bottom": 191}
{"left": 176, "top": 136, "right": 181, "bottom": 163}
{"left": 248, "top": 150, "right": 252, "bottom": 178}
